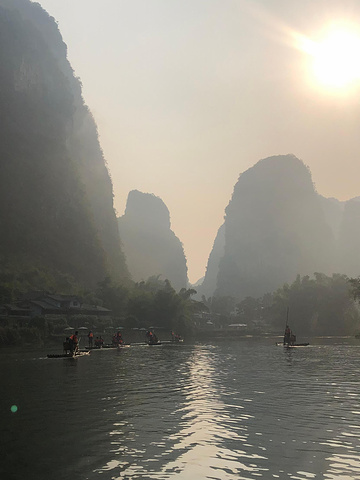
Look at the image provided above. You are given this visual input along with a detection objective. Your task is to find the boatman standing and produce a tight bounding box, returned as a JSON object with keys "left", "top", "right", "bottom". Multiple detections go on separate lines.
{"left": 283, "top": 325, "right": 291, "bottom": 345}
{"left": 69, "top": 331, "right": 79, "bottom": 355}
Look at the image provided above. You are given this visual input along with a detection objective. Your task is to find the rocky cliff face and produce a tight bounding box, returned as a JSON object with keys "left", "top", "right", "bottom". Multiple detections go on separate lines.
{"left": 319, "top": 196, "right": 345, "bottom": 241}
{"left": 318, "top": 195, "right": 360, "bottom": 278}
{"left": 196, "top": 223, "right": 225, "bottom": 300}
{"left": 0, "top": 0, "right": 128, "bottom": 288}
{"left": 202, "top": 155, "right": 336, "bottom": 300}
{"left": 336, "top": 197, "right": 360, "bottom": 277}
{"left": 118, "top": 191, "right": 188, "bottom": 291}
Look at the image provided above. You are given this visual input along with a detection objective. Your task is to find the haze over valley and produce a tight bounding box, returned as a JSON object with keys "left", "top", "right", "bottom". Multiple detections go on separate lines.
{"left": 32, "top": 0, "right": 360, "bottom": 285}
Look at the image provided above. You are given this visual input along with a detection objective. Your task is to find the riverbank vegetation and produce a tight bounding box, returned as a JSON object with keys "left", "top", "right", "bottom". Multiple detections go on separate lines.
{"left": 199, "top": 273, "right": 360, "bottom": 336}
{"left": 1, "top": 269, "right": 360, "bottom": 347}
{"left": 232, "top": 273, "right": 360, "bottom": 336}
{"left": 0, "top": 271, "right": 204, "bottom": 346}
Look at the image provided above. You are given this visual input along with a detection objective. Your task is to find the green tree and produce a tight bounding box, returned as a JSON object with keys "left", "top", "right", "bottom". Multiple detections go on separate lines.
{"left": 349, "top": 276, "right": 360, "bottom": 301}
{"left": 96, "top": 277, "right": 129, "bottom": 315}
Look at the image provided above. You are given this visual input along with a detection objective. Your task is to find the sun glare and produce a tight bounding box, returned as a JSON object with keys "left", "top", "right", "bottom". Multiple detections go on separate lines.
{"left": 297, "top": 27, "right": 360, "bottom": 91}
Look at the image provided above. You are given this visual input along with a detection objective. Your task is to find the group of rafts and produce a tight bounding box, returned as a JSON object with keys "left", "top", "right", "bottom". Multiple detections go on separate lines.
{"left": 47, "top": 329, "right": 183, "bottom": 358}
{"left": 47, "top": 324, "right": 309, "bottom": 358}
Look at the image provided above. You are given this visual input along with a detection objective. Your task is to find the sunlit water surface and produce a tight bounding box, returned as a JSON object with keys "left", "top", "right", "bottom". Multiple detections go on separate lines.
{"left": 2, "top": 337, "right": 360, "bottom": 480}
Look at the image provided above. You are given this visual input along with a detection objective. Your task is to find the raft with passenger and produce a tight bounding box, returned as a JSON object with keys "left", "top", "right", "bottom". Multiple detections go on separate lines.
{"left": 171, "top": 332, "right": 183, "bottom": 343}
{"left": 145, "top": 329, "right": 162, "bottom": 345}
{"left": 276, "top": 342, "right": 310, "bottom": 348}
{"left": 147, "top": 340, "right": 162, "bottom": 346}
{"left": 47, "top": 350, "right": 91, "bottom": 358}
{"left": 85, "top": 343, "right": 130, "bottom": 350}
{"left": 85, "top": 344, "right": 116, "bottom": 350}
{"left": 279, "top": 310, "right": 309, "bottom": 348}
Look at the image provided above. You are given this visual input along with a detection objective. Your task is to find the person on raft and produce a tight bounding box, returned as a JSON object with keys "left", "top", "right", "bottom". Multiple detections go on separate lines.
{"left": 69, "top": 331, "right": 79, "bottom": 355}
{"left": 283, "top": 325, "right": 291, "bottom": 345}
{"left": 116, "top": 331, "right": 123, "bottom": 345}
{"left": 284, "top": 325, "right": 296, "bottom": 346}
{"left": 94, "top": 336, "right": 104, "bottom": 348}
{"left": 112, "top": 331, "right": 123, "bottom": 346}
{"left": 146, "top": 330, "right": 158, "bottom": 344}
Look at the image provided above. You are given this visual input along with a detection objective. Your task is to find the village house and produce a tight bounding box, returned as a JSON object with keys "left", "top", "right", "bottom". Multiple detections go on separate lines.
{"left": 0, "top": 292, "right": 112, "bottom": 326}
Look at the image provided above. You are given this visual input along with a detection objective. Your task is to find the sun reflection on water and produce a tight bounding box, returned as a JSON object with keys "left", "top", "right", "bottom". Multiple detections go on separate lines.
{"left": 90, "top": 341, "right": 360, "bottom": 480}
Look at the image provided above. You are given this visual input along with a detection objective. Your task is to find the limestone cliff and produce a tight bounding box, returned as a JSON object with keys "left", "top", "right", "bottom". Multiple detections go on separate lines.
{"left": 336, "top": 197, "right": 360, "bottom": 277}
{"left": 204, "top": 155, "right": 335, "bottom": 300}
{"left": 0, "top": 0, "right": 129, "bottom": 289}
{"left": 196, "top": 223, "right": 225, "bottom": 300}
{"left": 118, "top": 191, "right": 188, "bottom": 291}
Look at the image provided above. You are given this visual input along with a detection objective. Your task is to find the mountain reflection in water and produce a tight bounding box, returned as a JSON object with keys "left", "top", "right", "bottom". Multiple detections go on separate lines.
{"left": 1, "top": 337, "right": 360, "bottom": 479}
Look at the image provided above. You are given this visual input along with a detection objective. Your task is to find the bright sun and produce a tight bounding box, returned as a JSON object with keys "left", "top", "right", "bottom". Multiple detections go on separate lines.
{"left": 298, "top": 27, "right": 360, "bottom": 91}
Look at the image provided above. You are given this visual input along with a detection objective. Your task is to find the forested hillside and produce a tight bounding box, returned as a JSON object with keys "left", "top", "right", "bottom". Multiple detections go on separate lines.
{"left": 118, "top": 190, "right": 188, "bottom": 291}
{"left": 0, "top": 0, "right": 129, "bottom": 293}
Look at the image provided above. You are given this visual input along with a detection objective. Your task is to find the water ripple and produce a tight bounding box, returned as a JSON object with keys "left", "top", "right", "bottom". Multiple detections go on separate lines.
{"left": 3, "top": 340, "right": 360, "bottom": 479}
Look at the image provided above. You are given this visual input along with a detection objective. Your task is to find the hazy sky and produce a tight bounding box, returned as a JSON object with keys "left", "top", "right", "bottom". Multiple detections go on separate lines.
{"left": 35, "top": 0, "right": 360, "bottom": 283}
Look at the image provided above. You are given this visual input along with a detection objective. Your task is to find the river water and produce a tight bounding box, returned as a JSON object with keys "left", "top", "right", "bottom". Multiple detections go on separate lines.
{"left": 2, "top": 336, "right": 360, "bottom": 480}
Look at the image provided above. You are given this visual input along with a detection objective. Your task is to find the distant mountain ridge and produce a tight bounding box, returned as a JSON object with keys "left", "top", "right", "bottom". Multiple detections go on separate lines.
{"left": 118, "top": 190, "right": 188, "bottom": 291}
{"left": 198, "top": 154, "right": 359, "bottom": 301}
{"left": 0, "top": 0, "right": 129, "bottom": 289}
